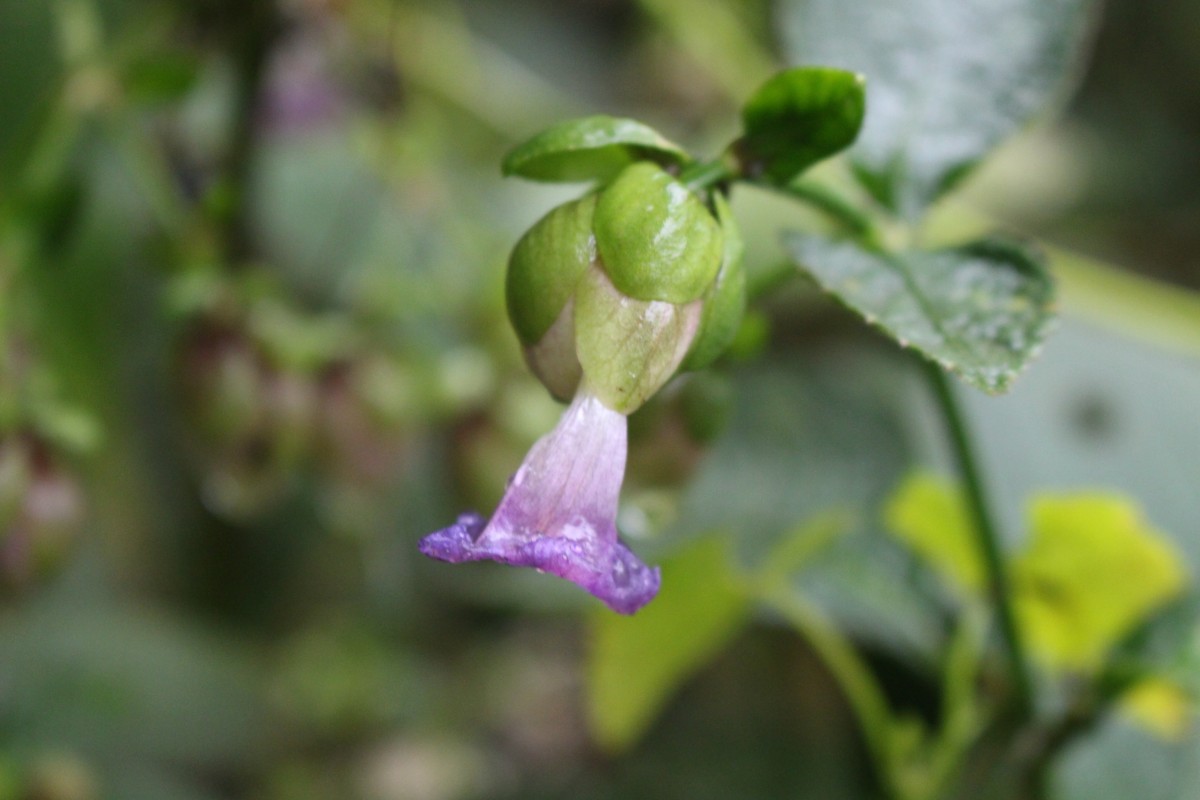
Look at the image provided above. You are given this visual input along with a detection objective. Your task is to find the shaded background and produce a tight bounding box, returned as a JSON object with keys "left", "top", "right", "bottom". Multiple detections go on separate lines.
{"left": 0, "top": 0, "right": 1198, "bottom": 798}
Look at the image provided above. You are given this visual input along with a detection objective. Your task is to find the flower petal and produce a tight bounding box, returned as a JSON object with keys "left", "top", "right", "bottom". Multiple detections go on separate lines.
{"left": 419, "top": 391, "right": 661, "bottom": 614}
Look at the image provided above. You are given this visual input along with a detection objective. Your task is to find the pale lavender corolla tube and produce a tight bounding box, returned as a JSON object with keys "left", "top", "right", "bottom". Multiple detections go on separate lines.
{"left": 419, "top": 389, "right": 661, "bottom": 614}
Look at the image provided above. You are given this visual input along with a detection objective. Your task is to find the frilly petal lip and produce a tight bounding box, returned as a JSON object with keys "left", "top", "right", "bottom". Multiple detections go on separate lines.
{"left": 418, "top": 391, "right": 661, "bottom": 614}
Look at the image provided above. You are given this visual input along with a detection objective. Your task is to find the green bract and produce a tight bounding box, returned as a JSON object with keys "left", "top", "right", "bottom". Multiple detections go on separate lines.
{"left": 739, "top": 67, "right": 866, "bottom": 186}
{"left": 502, "top": 116, "right": 690, "bottom": 184}
{"left": 593, "top": 162, "right": 723, "bottom": 304}
{"left": 574, "top": 266, "right": 702, "bottom": 414}
{"left": 506, "top": 195, "right": 597, "bottom": 345}
{"left": 680, "top": 193, "right": 746, "bottom": 372}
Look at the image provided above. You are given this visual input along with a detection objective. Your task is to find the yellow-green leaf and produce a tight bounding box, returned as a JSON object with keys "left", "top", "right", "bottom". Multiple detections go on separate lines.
{"left": 883, "top": 471, "right": 984, "bottom": 597}
{"left": 1119, "top": 678, "right": 1193, "bottom": 742}
{"left": 1013, "top": 494, "right": 1189, "bottom": 672}
{"left": 586, "top": 537, "right": 749, "bottom": 751}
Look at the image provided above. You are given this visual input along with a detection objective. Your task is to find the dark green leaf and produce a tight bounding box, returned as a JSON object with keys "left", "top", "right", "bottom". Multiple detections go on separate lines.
{"left": 779, "top": 0, "right": 1096, "bottom": 217}
{"left": 739, "top": 67, "right": 865, "bottom": 185}
{"left": 0, "top": 0, "right": 59, "bottom": 188}
{"left": 786, "top": 235, "right": 1056, "bottom": 393}
{"left": 502, "top": 115, "right": 690, "bottom": 183}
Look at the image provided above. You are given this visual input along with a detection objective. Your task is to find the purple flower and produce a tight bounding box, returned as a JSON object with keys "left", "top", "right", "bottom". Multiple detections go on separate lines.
{"left": 419, "top": 389, "right": 661, "bottom": 614}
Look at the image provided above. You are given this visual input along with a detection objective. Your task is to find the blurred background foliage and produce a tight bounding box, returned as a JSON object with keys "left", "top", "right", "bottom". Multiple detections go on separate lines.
{"left": 0, "top": 0, "right": 1199, "bottom": 798}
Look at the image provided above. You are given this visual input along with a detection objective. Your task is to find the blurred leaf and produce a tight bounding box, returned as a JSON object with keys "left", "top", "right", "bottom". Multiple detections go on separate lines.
{"left": 1120, "top": 678, "right": 1193, "bottom": 742}
{"left": 779, "top": 0, "right": 1096, "bottom": 217}
{"left": 1013, "top": 494, "right": 1189, "bottom": 672}
{"left": 273, "top": 621, "right": 418, "bottom": 737}
{"left": 586, "top": 537, "right": 750, "bottom": 752}
{"left": 755, "top": 512, "right": 850, "bottom": 590}
{"left": 0, "top": 604, "right": 272, "bottom": 770}
{"left": 502, "top": 116, "right": 690, "bottom": 183}
{"left": 786, "top": 235, "right": 1056, "bottom": 394}
{"left": 124, "top": 53, "right": 201, "bottom": 105}
{"left": 1053, "top": 715, "right": 1190, "bottom": 800}
{"left": 883, "top": 471, "right": 983, "bottom": 597}
{"left": 30, "top": 401, "right": 102, "bottom": 455}
{"left": 672, "top": 353, "right": 941, "bottom": 658}
{"left": 0, "top": 0, "right": 60, "bottom": 189}
{"left": 635, "top": 0, "right": 777, "bottom": 100}
{"left": 739, "top": 67, "right": 866, "bottom": 186}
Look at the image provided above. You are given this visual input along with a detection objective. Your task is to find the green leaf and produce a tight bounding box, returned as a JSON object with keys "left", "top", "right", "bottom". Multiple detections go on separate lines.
{"left": 779, "top": 0, "right": 1097, "bottom": 217}
{"left": 1013, "top": 494, "right": 1189, "bottom": 673}
{"left": 586, "top": 537, "right": 750, "bottom": 752}
{"left": 593, "top": 162, "right": 723, "bottom": 304}
{"left": 502, "top": 115, "right": 690, "bottom": 183}
{"left": 739, "top": 67, "right": 866, "bottom": 185}
{"left": 883, "top": 472, "right": 983, "bottom": 598}
{"left": 786, "top": 235, "right": 1056, "bottom": 394}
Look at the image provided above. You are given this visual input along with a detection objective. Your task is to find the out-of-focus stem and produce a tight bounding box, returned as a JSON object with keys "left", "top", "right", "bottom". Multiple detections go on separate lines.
{"left": 923, "top": 360, "right": 1035, "bottom": 719}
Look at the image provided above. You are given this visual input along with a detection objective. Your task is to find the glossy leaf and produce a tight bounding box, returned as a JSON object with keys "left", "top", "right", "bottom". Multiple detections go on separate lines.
{"left": 586, "top": 537, "right": 750, "bottom": 751}
{"left": 1013, "top": 494, "right": 1188, "bottom": 672}
{"left": 739, "top": 67, "right": 866, "bottom": 185}
{"left": 502, "top": 115, "right": 690, "bottom": 183}
{"left": 779, "top": 0, "right": 1096, "bottom": 217}
{"left": 593, "top": 162, "right": 723, "bottom": 303}
{"left": 786, "top": 235, "right": 1056, "bottom": 394}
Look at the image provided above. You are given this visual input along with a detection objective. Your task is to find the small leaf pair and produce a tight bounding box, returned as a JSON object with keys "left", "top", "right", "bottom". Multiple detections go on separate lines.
{"left": 503, "top": 66, "right": 867, "bottom": 189}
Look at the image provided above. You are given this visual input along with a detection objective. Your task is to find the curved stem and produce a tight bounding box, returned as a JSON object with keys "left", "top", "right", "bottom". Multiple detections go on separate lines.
{"left": 760, "top": 586, "right": 910, "bottom": 799}
{"left": 753, "top": 179, "right": 884, "bottom": 249}
{"left": 923, "top": 360, "right": 1035, "bottom": 719}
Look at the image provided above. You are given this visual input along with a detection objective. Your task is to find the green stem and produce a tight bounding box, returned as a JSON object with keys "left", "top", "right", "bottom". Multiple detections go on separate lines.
{"left": 755, "top": 179, "right": 883, "bottom": 248}
{"left": 760, "top": 586, "right": 909, "bottom": 799}
{"left": 923, "top": 360, "right": 1035, "bottom": 719}
{"left": 680, "top": 155, "right": 739, "bottom": 192}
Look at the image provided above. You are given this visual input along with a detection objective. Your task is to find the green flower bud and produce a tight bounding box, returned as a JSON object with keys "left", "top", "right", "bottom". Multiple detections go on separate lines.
{"left": 506, "top": 162, "right": 732, "bottom": 414}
